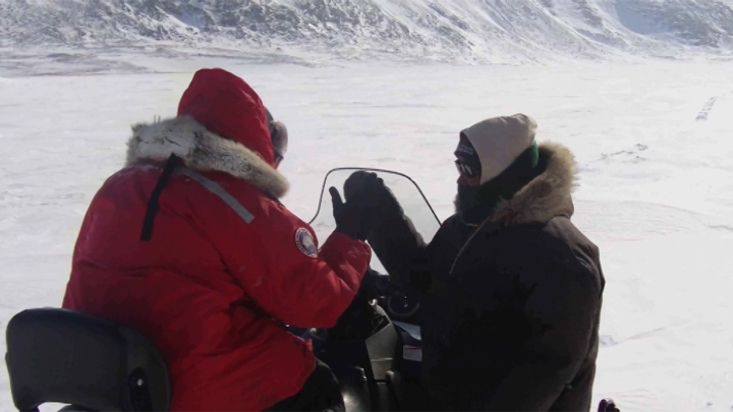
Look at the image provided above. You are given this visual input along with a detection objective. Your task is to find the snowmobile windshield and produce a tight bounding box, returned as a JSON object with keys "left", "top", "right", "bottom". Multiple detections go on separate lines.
{"left": 308, "top": 168, "right": 441, "bottom": 274}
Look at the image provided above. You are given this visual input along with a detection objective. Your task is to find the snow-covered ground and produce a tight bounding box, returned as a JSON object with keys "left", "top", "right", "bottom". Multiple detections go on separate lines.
{"left": 1, "top": 57, "right": 733, "bottom": 411}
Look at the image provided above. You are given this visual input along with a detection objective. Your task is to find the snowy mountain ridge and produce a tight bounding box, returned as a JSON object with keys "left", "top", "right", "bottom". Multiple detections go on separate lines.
{"left": 2, "top": 0, "right": 733, "bottom": 62}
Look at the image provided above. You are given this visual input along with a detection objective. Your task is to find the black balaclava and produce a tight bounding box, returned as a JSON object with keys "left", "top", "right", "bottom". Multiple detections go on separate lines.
{"left": 455, "top": 143, "right": 541, "bottom": 225}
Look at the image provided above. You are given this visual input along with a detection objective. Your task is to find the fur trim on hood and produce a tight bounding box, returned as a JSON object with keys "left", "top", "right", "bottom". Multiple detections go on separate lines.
{"left": 126, "top": 116, "right": 289, "bottom": 198}
{"left": 492, "top": 142, "right": 575, "bottom": 225}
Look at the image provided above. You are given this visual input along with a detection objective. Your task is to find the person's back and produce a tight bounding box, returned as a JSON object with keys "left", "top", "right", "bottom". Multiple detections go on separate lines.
{"left": 63, "top": 68, "right": 371, "bottom": 410}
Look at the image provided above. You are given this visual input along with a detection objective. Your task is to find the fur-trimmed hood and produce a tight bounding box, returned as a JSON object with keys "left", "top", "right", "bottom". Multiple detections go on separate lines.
{"left": 492, "top": 142, "right": 576, "bottom": 225}
{"left": 126, "top": 116, "right": 289, "bottom": 198}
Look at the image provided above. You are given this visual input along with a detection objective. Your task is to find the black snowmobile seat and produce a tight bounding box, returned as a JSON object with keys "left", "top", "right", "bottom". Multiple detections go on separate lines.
{"left": 5, "top": 308, "right": 170, "bottom": 412}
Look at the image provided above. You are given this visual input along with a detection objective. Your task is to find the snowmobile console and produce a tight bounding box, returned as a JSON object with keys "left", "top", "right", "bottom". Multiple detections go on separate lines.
{"left": 5, "top": 308, "right": 170, "bottom": 412}
{"left": 314, "top": 318, "right": 400, "bottom": 410}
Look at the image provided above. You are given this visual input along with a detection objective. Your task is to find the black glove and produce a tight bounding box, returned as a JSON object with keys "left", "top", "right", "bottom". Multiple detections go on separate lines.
{"left": 329, "top": 186, "right": 372, "bottom": 240}
{"left": 359, "top": 268, "right": 396, "bottom": 300}
{"left": 343, "top": 171, "right": 379, "bottom": 201}
{"left": 344, "top": 171, "right": 402, "bottom": 219}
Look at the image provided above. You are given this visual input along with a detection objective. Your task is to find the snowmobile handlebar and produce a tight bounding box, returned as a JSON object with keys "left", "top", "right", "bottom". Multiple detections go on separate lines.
{"left": 360, "top": 268, "right": 405, "bottom": 301}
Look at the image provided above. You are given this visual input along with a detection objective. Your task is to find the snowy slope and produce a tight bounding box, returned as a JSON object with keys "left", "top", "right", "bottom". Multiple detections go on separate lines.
{"left": 2, "top": 0, "right": 733, "bottom": 63}
{"left": 2, "top": 58, "right": 733, "bottom": 411}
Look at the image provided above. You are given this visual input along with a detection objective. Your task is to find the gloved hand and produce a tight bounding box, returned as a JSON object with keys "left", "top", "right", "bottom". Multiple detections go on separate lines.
{"left": 359, "top": 268, "right": 396, "bottom": 300}
{"left": 343, "top": 171, "right": 379, "bottom": 200}
{"left": 344, "top": 171, "right": 402, "bottom": 218}
{"left": 329, "top": 186, "right": 372, "bottom": 240}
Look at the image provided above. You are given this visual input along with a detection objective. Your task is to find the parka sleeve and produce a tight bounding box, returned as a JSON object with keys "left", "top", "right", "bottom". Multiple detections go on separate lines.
{"left": 483, "top": 267, "right": 602, "bottom": 411}
{"left": 178, "top": 172, "right": 372, "bottom": 329}
{"left": 365, "top": 183, "right": 429, "bottom": 290}
{"left": 226, "top": 206, "right": 372, "bottom": 329}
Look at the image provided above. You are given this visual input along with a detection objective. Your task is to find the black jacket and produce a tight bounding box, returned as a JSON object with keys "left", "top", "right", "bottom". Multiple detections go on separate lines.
{"left": 367, "top": 143, "right": 604, "bottom": 411}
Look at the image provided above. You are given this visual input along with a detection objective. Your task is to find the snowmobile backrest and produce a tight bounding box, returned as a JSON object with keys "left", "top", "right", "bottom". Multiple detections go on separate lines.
{"left": 5, "top": 308, "right": 170, "bottom": 412}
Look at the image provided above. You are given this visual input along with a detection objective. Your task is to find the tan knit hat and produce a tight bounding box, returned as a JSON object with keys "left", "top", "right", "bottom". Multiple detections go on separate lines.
{"left": 460, "top": 113, "right": 537, "bottom": 184}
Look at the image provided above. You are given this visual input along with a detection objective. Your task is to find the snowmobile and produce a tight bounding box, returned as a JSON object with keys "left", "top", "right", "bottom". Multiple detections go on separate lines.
{"left": 4, "top": 167, "right": 619, "bottom": 412}
{"left": 299, "top": 168, "right": 438, "bottom": 411}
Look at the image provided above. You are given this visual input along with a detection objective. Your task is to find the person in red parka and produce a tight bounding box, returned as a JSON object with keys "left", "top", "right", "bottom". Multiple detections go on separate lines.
{"left": 62, "top": 68, "right": 372, "bottom": 411}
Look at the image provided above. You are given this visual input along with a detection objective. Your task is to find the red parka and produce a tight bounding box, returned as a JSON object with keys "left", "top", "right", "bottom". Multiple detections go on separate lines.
{"left": 62, "top": 69, "right": 371, "bottom": 410}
